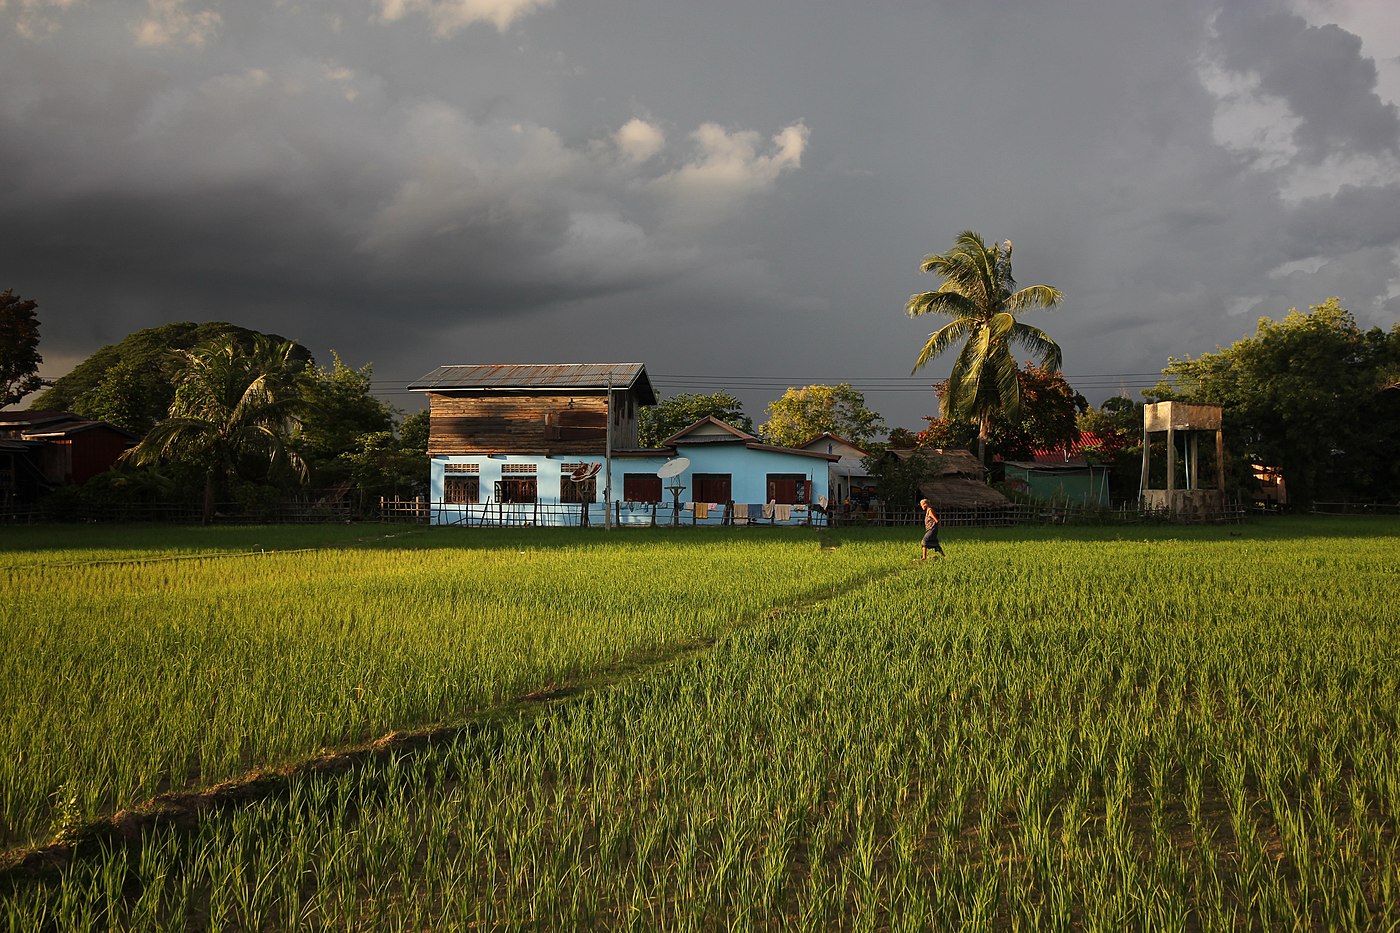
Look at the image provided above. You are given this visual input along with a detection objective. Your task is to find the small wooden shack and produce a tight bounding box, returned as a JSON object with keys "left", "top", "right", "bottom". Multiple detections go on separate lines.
{"left": 0, "top": 411, "right": 138, "bottom": 506}
{"left": 1002, "top": 460, "right": 1111, "bottom": 507}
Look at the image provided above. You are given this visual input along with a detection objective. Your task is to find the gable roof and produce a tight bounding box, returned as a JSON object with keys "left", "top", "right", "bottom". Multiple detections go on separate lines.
{"left": 0, "top": 410, "right": 139, "bottom": 441}
{"left": 662, "top": 416, "right": 756, "bottom": 445}
{"left": 798, "top": 432, "right": 871, "bottom": 457}
{"left": 408, "top": 363, "right": 656, "bottom": 405}
{"left": 665, "top": 417, "right": 839, "bottom": 462}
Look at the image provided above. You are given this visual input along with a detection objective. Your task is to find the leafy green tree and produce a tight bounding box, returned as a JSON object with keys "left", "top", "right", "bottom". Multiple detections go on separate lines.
{"left": 1146, "top": 298, "right": 1400, "bottom": 508}
{"left": 915, "top": 364, "right": 1085, "bottom": 461}
{"left": 885, "top": 427, "right": 922, "bottom": 449}
{"left": 398, "top": 408, "right": 430, "bottom": 452}
{"left": 295, "top": 353, "right": 396, "bottom": 486}
{"left": 126, "top": 335, "right": 310, "bottom": 521}
{"left": 338, "top": 430, "right": 430, "bottom": 513}
{"left": 862, "top": 449, "right": 944, "bottom": 510}
{"left": 638, "top": 391, "right": 753, "bottom": 447}
{"left": 760, "top": 384, "right": 886, "bottom": 449}
{"left": 35, "top": 322, "right": 309, "bottom": 433}
{"left": 906, "top": 231, "right": 1063, "bottom": 464}
{"left": 1, "top": 289, "right": 45, "bottom": 408}
{"left": 1075, "top": 395, "right": 1144, "bottom": 502}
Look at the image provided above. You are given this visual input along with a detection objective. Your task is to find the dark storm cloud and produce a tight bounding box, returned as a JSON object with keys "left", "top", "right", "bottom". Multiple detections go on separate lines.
{"left": 2, "top": 0, "right": 1398, "bottom": 426}
{"left": 1213, "top": 1, "right": 1400, "bottom": 160}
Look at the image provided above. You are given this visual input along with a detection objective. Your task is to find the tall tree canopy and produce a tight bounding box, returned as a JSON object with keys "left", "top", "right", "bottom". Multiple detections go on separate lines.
{"left": 125, "top": 334, "right": 311, "bottom": 521}
{"left": 0, "top": 289, "right": 45, "bottom": 409}
{"left": 907, "top": 231, "right": 1063, "bottom": 463}
{"left": 295, "top": 352, "right": 396, "bottom": 485}
{"left": 1146, "top": 298, "right": 1400, "bottom": 509}
{"left": 760, "top": 383, "right": 886, "bottom": 449}
{"left": 34, "top": 322, "right": 309, "bottom": 434}
{"left": 918, "top": 364, "right": 1085, "bottom": 461}
{"left": 638, "top": 391, "right": 753, "bottom": 447}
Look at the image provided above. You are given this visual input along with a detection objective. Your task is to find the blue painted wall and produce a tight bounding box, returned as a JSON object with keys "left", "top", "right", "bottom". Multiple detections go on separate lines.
{"left": 427, "top": 442, "right": 831, "bottom": 526}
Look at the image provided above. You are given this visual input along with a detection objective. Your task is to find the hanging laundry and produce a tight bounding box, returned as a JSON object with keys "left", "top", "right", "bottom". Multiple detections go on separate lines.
{"left": 695, "top": 501, "right": 709, "bottom": 519}
{"left": 775, "top": 504, "right": 792, "bottom": 522}
{"left": 762, "top": 501, "right": 776, "bottom": 520}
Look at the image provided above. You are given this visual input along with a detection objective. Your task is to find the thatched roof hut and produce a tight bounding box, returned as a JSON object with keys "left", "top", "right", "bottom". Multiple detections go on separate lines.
{"left": 882, "top": 448, "right": 1013, "bottom": 510}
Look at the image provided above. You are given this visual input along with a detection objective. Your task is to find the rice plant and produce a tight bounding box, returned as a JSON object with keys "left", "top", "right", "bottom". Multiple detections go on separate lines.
{"left": 2, "top": 517, "right": 1397, "bottom": 930}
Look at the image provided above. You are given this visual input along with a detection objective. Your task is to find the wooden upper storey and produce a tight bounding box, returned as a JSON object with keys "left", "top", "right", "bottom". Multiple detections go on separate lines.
{"left": 410, "top": 364, "right": 656, "bottom": 457}
{"left": 425, "top": 390, "right": 644, "bottom": 456}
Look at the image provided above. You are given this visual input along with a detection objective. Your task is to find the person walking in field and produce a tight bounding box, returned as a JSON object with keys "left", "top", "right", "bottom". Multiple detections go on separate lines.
{"left": 919, "top": 498, "right": 944, "bottom": 560}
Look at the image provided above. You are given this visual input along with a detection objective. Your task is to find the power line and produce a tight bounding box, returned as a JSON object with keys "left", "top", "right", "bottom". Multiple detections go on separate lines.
{"left": 368, "top": 370, "right": 1166, "bottom": 391}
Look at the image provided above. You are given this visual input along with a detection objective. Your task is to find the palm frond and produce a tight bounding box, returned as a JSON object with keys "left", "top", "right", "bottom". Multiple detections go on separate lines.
{"left": 125, "top": 418, "right": 218, "bottom": 465}
{"left": 911, "top": 317, "right": 975, "bottom": 373}
{"left": 991, "top": 348, "right": 1022, "bottom": 420}
{"left": 906, "top": 289, "right": 975, "bottom": 319}
{"left": 1010, "top": 322, "right": 1064, "bottom": 371}
{"left": 1005, "top": 284, "right": 1063, "bottom": 312}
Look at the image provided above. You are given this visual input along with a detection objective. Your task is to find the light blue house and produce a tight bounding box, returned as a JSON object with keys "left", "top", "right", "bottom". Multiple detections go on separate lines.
{"left": 408, "top": 362, "right": 836, "bottom": 526}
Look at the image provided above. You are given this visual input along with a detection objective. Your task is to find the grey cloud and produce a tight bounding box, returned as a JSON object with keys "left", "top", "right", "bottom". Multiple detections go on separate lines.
{"left": 1213, "top": 1, "right": 1400, "bottom": 160}
{"left": 4, "top": 0, "right": 1400, "bottom": 427}
{"left": 1283, "top": 183, "right": 1400, "bottom": 257}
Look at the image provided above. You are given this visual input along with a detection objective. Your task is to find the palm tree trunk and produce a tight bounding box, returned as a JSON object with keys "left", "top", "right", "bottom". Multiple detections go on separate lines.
{"left": 202, "top": 469, "right": 216, "bottom": 524}
{"left": 978, "top": 414, "right": 990, "bottom": 472}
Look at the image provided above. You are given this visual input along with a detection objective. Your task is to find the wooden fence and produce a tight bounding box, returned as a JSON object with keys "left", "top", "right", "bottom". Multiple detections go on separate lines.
{"left": 377, "top": 498, "right": 828, "bottom": 528}
{"left": 1310, "top": 501, "right": 1400, "bottom": 515}
{"left": 378, "top": 498, "right": 1251, "bottom": 528}
{"left": 0, "top": 499, "right": 355, "bottom": 525}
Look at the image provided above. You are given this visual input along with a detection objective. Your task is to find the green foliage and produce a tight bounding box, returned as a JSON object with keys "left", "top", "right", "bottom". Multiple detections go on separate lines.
{"left": 295, "top": 352, "right": 396, "bottom": 486}
{"left": 906, "top": 231, "right": 1064, "bottom": 457}
{"left": 1076, "top": 395, "right": 1145, "bottom": 503}
{"left": 917, "top": 364, "right": 1086, "bottom": 460}
{"left": 862, "top": 449, "right": 941, "bottom": 507}
{"left": 398, "top": 408, "right": 430, "bottom": 452}
{"left": 0, "top": 289, "right": 45, "bottom": 408}
{"left": 337, "top": 430, "right": 428, "bottom": 509}
{"left": 34, "top": 322, "right": 309, "bottom": 434}
{"left": 1147, "top": 298, "right": 1400, "bottom": 508}
{"left": 885, "top": 426, "right": 922, "bottom": 448}
{"left": 760, "top": 383, "right": 886, "bottom": 448}
{"left": 127, "top": 334, "right": 311, "bottom": 520}
{"left": 638, "top": 391, "right": 753, "bottom": 447}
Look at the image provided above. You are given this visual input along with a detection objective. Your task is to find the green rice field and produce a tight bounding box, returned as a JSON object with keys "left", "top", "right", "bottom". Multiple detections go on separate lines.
{"left": 2, "top": 517, "right": 1397, "bottom": 930}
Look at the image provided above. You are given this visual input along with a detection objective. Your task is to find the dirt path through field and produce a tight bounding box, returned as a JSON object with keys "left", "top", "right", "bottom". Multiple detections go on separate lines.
{"left": 0, "top": 552, "right": 918, "bottom": 885}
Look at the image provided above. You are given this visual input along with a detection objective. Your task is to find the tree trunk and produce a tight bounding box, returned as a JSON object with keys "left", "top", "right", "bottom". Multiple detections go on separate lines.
{"left": 202, "top": 470, "right": 216, "bottom": 524}
{"left": 977, "top": 414, "right": 991, "bottom": 472}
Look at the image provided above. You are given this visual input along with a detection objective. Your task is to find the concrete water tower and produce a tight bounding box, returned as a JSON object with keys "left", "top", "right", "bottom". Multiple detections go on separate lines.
{"left": 1139, "top": 402, "right": 1225, "bottom": 519}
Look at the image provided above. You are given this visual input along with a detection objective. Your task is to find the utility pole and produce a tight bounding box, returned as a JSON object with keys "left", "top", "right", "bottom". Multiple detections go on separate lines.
{"left": 605, "top": 374, "right": 614, "bottom": 530}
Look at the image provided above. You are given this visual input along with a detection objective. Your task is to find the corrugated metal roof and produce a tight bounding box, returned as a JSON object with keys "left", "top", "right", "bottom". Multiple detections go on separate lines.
{"left": 408, "top": 363, "right": 655, "bottom": 404}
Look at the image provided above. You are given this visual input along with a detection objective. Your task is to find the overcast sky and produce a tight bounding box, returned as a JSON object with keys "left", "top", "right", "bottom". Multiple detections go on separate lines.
{"left": 4, "top": 0, "right": 1399, "bottom": 430}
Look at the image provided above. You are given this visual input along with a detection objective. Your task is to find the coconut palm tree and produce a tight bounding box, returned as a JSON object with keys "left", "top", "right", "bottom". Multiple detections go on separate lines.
{"left": 907, "top": 230, "right": 1064, "bottom": 464}
{"left": 126, "top": 334, "right": 309, "bottom": 521}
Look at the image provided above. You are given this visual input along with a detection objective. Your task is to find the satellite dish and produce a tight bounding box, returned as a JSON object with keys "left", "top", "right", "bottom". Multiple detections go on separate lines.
{"left": 656, "top": 457, "right": 691, "bottom": 479}
{"left": 569, "top": 462, "right": 601, "bottom": 482}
